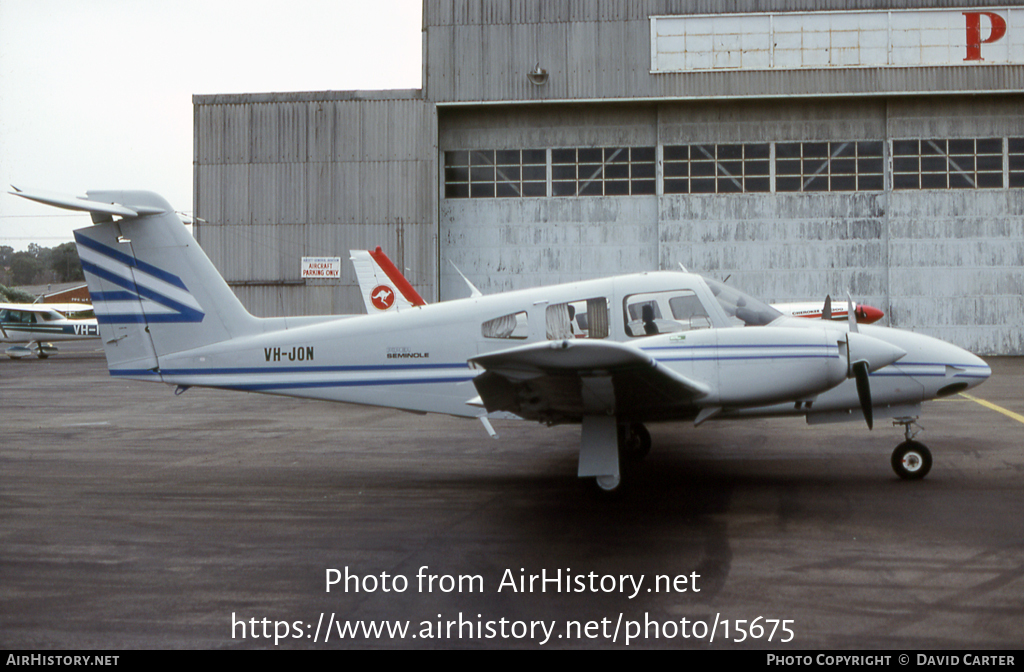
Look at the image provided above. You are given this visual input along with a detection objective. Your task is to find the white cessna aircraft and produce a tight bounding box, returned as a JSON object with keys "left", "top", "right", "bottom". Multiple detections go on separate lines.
{"left": 1, "top": 301, "right": 99, "bottom": 358}
{"left": 11, "top": 187, "right": 991, "bottom": 493}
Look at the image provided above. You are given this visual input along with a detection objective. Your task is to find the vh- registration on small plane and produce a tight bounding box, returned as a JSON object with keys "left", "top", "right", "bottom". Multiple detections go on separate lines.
{"left": 12, "top": 187, "right": 991, "bottom": 493}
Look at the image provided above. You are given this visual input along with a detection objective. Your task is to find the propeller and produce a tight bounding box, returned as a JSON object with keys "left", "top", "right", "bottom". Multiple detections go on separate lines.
{"left": 852, "top": 360, "right": 873, "bottom": 429}
{"left": 844, "top": 293, "right": 879, "bottom": 429}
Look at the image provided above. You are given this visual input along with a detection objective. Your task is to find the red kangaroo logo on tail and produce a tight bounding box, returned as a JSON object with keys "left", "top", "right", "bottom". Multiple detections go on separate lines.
{"left": 371, "top": 285, "right": 395, "bottom": 310}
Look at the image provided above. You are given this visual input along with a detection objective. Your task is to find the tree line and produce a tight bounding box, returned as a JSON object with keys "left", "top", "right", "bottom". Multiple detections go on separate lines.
{"left": 1, "top": 242, "right": 84, "bottom": 289}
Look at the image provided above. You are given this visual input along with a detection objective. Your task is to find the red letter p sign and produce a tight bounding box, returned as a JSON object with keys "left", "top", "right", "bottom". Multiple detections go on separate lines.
{"left": 964, "top": 12, "right": 1007, "bottom": 61}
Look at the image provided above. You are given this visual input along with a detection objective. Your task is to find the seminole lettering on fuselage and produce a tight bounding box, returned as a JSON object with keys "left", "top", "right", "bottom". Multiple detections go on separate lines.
{"left": 387, "top": 347, "right": 430, "bottom": 360}
{"left": 264, "top": 346, "right": 314, "bottom": 362}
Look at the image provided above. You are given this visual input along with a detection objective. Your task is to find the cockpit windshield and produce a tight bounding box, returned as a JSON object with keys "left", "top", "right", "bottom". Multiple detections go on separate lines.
{"left": 703, "top": 277, "right": 783, "bottom": 327}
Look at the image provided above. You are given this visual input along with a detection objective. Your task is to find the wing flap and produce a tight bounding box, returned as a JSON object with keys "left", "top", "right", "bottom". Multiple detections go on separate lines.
{"left": 469, "top": 339, "right": 709, "bottom": 423}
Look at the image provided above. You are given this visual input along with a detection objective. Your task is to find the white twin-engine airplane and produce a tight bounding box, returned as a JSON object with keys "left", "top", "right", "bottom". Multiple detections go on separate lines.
{"left": 11, "top": 187, "right": 991, "bottom": 494}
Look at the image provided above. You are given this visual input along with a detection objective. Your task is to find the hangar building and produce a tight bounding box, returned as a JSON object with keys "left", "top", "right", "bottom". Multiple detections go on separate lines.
{"left": 192, "top": 0, "right": 1024, "bottom": 355}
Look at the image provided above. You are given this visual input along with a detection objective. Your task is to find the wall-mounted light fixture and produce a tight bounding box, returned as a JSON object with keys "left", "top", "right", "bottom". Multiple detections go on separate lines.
{"left": 527, "top": 63, "right": 548, "bottom": 86}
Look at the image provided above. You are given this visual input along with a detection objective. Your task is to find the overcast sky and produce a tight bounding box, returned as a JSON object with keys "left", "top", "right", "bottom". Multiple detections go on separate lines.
{"left": 0, "top": 0, "right": 422, "bottom": 251}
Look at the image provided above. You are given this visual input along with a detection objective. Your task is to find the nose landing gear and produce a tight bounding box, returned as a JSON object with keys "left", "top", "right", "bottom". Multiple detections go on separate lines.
{"left": 891, "top": 417, "right": 931, "bottom": 480}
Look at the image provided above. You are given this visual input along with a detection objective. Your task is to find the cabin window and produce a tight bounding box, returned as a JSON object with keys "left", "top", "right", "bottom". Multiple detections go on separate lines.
{"left": 482, "top": 311, "right": 528, "bottom": 339}
{"left": 545, "top": 298, "right": 609, "bottom": 340}
{"left": 623, "top": 290, "right": 711, "bottom": 337}
{"left": 1, "top": 310, "right": 36, "bottom": 324}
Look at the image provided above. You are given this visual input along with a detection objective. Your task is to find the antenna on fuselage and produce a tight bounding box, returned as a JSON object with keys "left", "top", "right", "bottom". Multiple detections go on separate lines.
{"left": 448, "top": 259, "right": 483, "bottom": 298}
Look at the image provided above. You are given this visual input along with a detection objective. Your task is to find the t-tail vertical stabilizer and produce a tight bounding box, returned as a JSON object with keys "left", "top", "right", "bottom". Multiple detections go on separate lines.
{"left": 11, "top": 187, "right": 261, "bottom": 381}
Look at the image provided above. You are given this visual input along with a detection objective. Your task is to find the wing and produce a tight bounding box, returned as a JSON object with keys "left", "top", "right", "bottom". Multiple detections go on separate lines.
{"left": 468, "top": 339, "right": 710, "bottom": 424}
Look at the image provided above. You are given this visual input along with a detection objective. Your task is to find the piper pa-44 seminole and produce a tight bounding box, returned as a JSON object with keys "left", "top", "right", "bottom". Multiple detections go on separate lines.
{"left": 11, "top": 187, "right": 991, "bottom": 493}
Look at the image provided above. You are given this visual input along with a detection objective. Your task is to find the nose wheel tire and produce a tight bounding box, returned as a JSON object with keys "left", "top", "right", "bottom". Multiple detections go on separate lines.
{"left": 891, "top": 441, "right": 932, "bottom": 480}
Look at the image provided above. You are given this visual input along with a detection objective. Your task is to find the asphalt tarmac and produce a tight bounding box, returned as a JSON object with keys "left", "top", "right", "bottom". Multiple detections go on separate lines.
{"left": 2, "top": 341, "right": 1022, "bottom": 649}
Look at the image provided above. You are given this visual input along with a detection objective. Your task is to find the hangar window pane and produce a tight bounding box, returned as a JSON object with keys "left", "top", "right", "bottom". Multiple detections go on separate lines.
{"left": 1009, "top": 138, "right": 1024, "bottom": 188}
{"left": 633, "top": 147, "right": 655, "bottom": 162}
{"left": 859, "top": 174, "right": 883, "bottom": 191}
{"left": 664, "top": 145, "right": 688, "bottom": 161}
{"left": 632, "top": 179, "right": 656, "bottom": 195}
{"left": 551, "top": 147, "right": 656, "bottom": 197}
{"left": 633, "top": 162, "right": 656, "bottom": 179}
{"left": 746, "top": 177, "right": 770, "bottom": 192}
{"left": 522, "top": 182, "right": 546, "bottom": 197}
{"left": 663, "top": 143, "right": 771, "bottom": 194}
{"left": 523, "top": 149, "right": 546, "bottom": 164}
{"left": 893, "top": 173, "right": 920, "bottom": 190}
{"left": 892, "top": 139, "right": 1003, "bottom": 190}
{"left": 605, "top": 180, "right": 629, "bottom": 195}
{"left": 444, "top": 150, "right": 548, "bottom": 199}
{"left": 774, "top": 141, "right": 883, "bottom": 192}
{"left": 472, "top": 183, "right": 496, "bottom": 198}
{"left": 605, "top": 163, "right": 629, "bottom": 179}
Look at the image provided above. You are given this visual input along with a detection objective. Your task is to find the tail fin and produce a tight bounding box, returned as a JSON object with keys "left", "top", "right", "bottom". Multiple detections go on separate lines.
{"left": 11, "top": 187, "right": 259, "bottom": 380}
{"left": 349, "top": 246, "right": 427, "bottom": 313}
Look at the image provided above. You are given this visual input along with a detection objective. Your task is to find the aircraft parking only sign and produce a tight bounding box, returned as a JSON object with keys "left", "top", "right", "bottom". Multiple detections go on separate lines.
{"left": 301, "top": 257, "right": 341, "bottom": 279}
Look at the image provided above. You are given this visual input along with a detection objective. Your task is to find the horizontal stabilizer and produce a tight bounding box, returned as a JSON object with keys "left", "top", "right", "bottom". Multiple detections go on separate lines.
{"left": 10, "top": 186, "right": 167, "bottom": 218}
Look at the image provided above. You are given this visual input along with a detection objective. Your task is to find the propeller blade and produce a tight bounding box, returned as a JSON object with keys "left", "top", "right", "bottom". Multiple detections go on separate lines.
{"left": 847, "top": 292, "right": 859, "bottom": 333}
{"left": 852, "top": 361, "right": 873, "bottom": 429}
{"left": 822, "top": 295, "right": 832, "bottom": 321}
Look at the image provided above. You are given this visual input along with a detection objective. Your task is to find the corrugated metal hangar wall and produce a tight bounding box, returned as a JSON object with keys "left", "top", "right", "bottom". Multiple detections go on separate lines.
{"left": 193, "top": 91, "right": 437, "bottom": 316}
{"left": 194, "top": 0, "right": 1024, "bottom": 355}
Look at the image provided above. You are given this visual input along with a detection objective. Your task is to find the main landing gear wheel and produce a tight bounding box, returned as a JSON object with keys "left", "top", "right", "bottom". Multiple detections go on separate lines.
{"left": 593, "top": 474, "right": 622, "bottom": 494}
{"left": 891, "top": 441, "right": 932, "bottom": 480}
{"left": 621, "top": 422, "right": 651, "bottom": 462}
{"left": 586, "top": 421, "right": 651, "bottom": 497}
